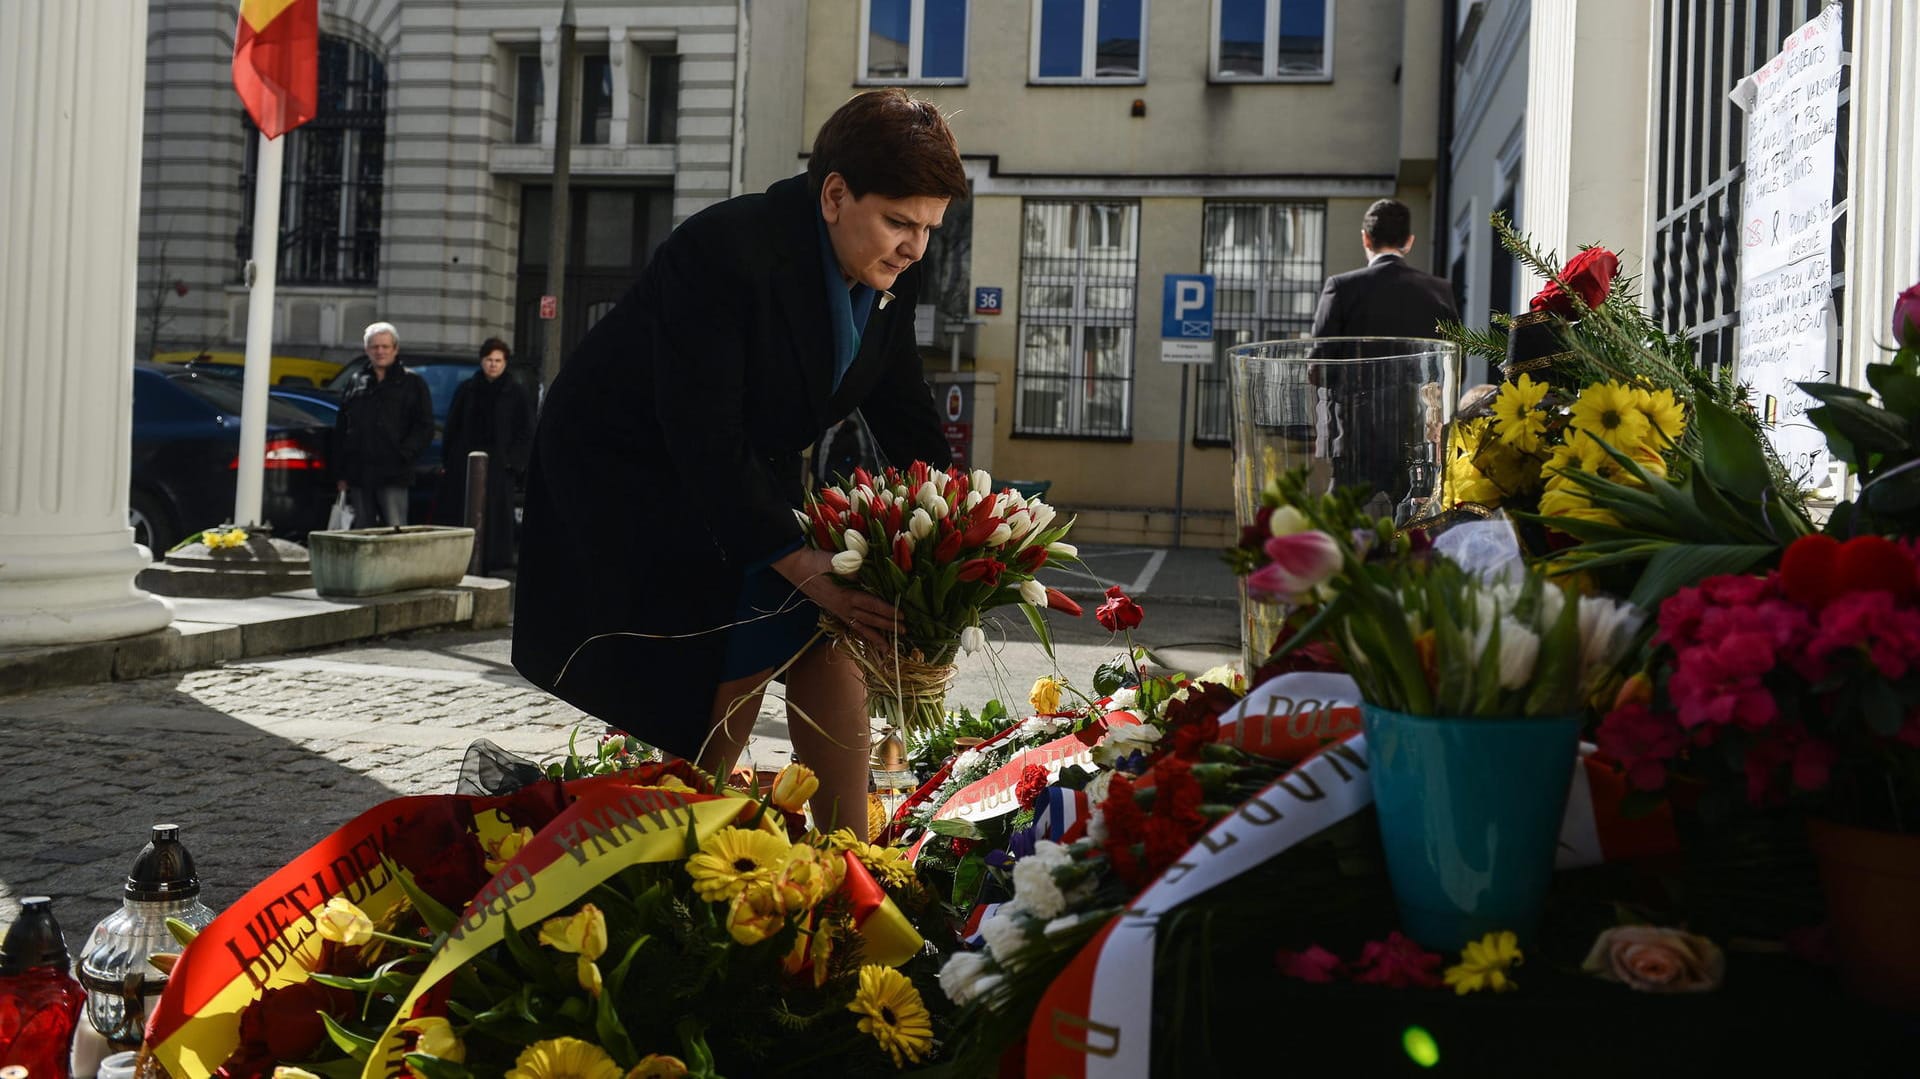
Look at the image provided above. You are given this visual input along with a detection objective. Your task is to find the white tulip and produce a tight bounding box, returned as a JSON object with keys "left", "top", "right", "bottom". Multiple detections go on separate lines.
{"left": 1496, "top": 617, "right": 1540, "bottom": 690}
{"left": 971, "top": 469, "right": 992, "bottom": 495}
{"left": 1005, "top": 510, "right": 1032, "bottom": 539}
{"left": 1047, "top": 541, "right": 1079, "bottom": 559}
{"left": 915, "top": 481, "right": 939, "bottom": 509}
{"left": 792, "top": 508, "right": 810, "bottom": 528}
{"left": 1003, "top": 489, "right": 1028, "bottom": 511}
{"left": 963, "top": 490, "right": 984, "bottom": 511}
{"left": 1027, "top": 503, "right": 1056, "bottom": 534}
{"left": 910, "top": 508, "right": 934, "bottom": 541}
{"left": 931, "top": 470, "right": 949, "bottom": 494}
{"left": 830, "top": 549, "right": 864, "bottom": 576}
{"left": 986, "top": 523, "right": 1013, "bottom": 547}
{"left": 843, "top": 530, "right": 868, "bottom": 556}
{"left": 960, "top": 625, "right": 987, "bottom": 654}
{"left": 1020, "top": 579, "right": 1047, "bottom": 606}
{"left": 928, "top": 493, "right": 950, "bottom": 519}
{"left": 1269, "top": 505, "right": 1311, "bottom": 537}
{"left": 1578, "top": 595, "right": 1646, "bottom": 683}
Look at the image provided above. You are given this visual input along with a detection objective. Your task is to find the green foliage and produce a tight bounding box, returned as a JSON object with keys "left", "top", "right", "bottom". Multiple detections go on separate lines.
{"left": 907, "top": 699, "right": 1007, "bottom": 773}
{"left": 1805, "top": 343, "right": 1920, "bottom": 535}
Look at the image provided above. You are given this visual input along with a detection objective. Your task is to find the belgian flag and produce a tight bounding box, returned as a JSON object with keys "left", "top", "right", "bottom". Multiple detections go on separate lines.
{"left": 232, "top": 0, "right": 319, "bottom": 139}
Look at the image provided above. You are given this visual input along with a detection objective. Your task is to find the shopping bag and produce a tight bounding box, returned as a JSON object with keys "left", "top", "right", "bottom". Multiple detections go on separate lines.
{"left": 327, "top": 490, "right": 355, "bottom": 530}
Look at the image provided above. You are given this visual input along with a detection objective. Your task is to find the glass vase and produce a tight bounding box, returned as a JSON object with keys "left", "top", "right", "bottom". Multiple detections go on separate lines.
{"left": 1228, "top": 337, "right": 1461, "bottom": 669}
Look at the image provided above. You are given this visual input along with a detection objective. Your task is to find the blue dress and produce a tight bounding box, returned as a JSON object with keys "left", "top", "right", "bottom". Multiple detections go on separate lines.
{"left": 719, "top": 211, "right": 877, "bottom": 679}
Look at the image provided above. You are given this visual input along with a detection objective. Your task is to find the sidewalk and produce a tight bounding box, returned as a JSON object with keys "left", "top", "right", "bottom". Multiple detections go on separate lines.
{"left": 1036, "top": 542, "right": 1241, "bottom": 608}
{"left": 0, "top": 577, "right": 511, "bottom": 699}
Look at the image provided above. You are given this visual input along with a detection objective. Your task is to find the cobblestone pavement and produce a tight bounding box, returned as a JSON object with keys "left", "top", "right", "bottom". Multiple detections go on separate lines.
{"left": 1, "top": 599, "right": 1236, "bottom": 953}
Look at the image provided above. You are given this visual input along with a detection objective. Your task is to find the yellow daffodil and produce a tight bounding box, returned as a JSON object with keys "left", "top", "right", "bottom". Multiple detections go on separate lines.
{"left": 578, "top": 954, "right": 603, "bottom": 997}
{"left": 1490, "top": 374, "right": 1550, "bottom": 453}
{"left": 538, "top": 903, "right": 608, "bottom": 962}
{"left": 849, "top": 964, "right": 935, "bottom": 1067}
{"left": 1568, "top": 381, "right": 1653, "bottom": 449}
{"left": 401, "top": 1016, "right": 465, "bottom": 1063}
{"left": 314, "top": 897, "right": 374, "bottom": 947}
{"left": 1028, "top": 675, "right": 1063, "bottom": 716}
{"left": 687, "top": 827, "right": 791, "bottom": 903}
{"left": 505, "top": 1037, "right": 624, "bottom": 1079}
{"left": 626, "top": 1055, "right": 691, "bottom": 1079}
{"left": 769, "top": 761, "right": 820, "bottom": 814}
{"left": 1443, "top": 930, "right": 1524, "bottom": 995}
{"left": 484, "top": 825, "right": 536, "bottom": 875}
{"left": 1637, "top": 385, "right": 1686, "bottom": 443}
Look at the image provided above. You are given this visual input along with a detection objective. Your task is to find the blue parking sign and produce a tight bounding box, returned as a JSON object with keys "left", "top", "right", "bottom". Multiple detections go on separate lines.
{"left": 1161, "top": 275, "right": 1214, "bottom": 339}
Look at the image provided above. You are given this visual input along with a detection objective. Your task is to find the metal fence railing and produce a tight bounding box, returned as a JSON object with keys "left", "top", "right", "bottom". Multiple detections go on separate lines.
{"left": 1194, "top": 201, "right": 1327, "bottom": 444}
{"left": 1014, "top": 200, "right": 1141, "bottom": 439}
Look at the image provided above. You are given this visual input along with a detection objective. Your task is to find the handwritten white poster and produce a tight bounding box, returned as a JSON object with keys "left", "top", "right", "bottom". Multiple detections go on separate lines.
{"left": 1731, "top": 4, "right": 1843, "bottom": 485}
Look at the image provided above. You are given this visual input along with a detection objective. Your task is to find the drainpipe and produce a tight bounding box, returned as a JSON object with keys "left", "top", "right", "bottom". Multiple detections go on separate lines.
{"left": 1434, "top": 0, "right": 1458, "bottom": 272}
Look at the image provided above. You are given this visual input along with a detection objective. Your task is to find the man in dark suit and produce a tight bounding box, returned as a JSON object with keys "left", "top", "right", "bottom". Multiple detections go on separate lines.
{"left": 1310, "top": 199, "right": 1459, "bottom": 338}
{"left": 1307, "top": 199, "right": 1460, "bottom": 512}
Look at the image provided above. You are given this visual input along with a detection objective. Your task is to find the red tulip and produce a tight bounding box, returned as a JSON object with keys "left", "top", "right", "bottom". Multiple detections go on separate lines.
{"left": 957, "top": 557, "right": 1005, "bottom": 585}
{"left": 820, "top": 486, "right": 850, "bottom": 512}
{"left": 935, "top": 524, "right": 963, "bottom": 562}
{"left": 893, "top": 534, "right": 914, "bottom": 572}
{"left": 1017, "top": 546, "right": 1048, "bottom": 572}
{"left": 1045, "top": 587, "right": 1083, "bottom": 617}
{"left": 1894, "top": 282, "right": 1920, "bottom": 350}
{"left": 853, "top": 466, "right": 874, "bottom": 490}
{"left": 1095, "top": 586, "right": 1144, "bottom": 632}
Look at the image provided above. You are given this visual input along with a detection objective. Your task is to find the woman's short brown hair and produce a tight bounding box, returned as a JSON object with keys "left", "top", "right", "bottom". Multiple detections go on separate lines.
{"left": 807, "top": 88, "right": 968, "bottom": 202}
{"left": 478, "top": 337, "right": 511, "bottom": 362}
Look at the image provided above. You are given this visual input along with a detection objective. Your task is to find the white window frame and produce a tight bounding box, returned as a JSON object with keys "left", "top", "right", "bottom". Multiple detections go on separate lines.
{"left": 859, "top": 0, "right": 969, "bottom": 85}
{"left": 1028, "top": 0, "right": 1148, "bottom": 86}
{"left": 1209, "top": 0, "right": 1334, "bottom": 83}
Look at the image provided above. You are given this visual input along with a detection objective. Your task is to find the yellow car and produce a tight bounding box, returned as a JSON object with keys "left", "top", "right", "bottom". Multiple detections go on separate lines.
{"left": 150, "top": 350, "right": 344, "bottom": 388}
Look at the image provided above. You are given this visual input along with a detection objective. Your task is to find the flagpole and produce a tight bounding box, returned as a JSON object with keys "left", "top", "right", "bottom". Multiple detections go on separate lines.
{"left": 235, "top": 129, "right": 284, "bottom": 529}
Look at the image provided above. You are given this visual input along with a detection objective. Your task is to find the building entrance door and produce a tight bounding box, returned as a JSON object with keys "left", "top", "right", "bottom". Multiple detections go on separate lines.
{"left": 514, "top": 185, "right": 672, "bottom": 375}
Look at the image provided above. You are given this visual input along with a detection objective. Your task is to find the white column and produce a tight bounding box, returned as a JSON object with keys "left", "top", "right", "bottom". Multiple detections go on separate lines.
{"left": 608, "top": 25, "right": 631, "bottom": 148}
{"left": 0, "top": 0, "right": 173, "bottom": 645}
{"left": 1840, "top": 0, "right": 1920, "bottom": 389}
{"left": 1521, "top": 0, "right": 1655, "bottom": 284}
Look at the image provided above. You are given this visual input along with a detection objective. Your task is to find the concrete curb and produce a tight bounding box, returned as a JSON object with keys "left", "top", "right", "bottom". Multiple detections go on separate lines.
{"left": 0, "top": 576, "right": 511, "bottom": 698}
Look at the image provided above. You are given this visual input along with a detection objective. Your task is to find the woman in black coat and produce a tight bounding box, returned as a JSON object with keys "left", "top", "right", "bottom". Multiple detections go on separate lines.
{"left": 440, "top": 337, "right": 534, "bottom": 572}
{"left": 512, "top": 90, "right": 962, "bottom": 830}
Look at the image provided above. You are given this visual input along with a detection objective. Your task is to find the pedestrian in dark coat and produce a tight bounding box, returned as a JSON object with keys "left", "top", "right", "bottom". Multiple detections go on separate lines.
{"left": 513, "top": 90, "right": 963, "bottom": 830}
{"left": 334, "top": 321, "right": 435, "bottom": 527}
{"left": 441, "top": 337, "right": 534, "bottom": 572}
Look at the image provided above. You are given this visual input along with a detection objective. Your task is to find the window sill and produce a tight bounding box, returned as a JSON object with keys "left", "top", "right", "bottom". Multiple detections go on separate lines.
{"left": 1027, "top": 76, "right": 1148, "bottom": 87}
{"left": 1208, "top": 74, "right": 1333, "bottom": 85}
{"left": 1010, "top": 429, "right": 1134, "bottom": 443}
{"left": 855, "top": 77, "right": 969, "bottom": 87}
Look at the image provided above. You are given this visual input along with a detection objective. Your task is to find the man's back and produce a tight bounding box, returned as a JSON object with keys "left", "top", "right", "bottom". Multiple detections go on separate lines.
{"left": 1311, "top": 254, "right": 1459, "bottom": 338}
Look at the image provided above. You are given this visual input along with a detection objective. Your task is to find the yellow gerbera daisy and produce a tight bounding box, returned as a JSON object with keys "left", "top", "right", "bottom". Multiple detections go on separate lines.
{"left": 1490, "top": 374, "right": 1550, "bottom": 453}
{"left": 505, "top": 1037, "right": 624, "bottom": 1079}
{"left": 1446, "top": 453, "right": 1502, "bottom": 507}
{"left": 1443, "top": 930, "right": 1524, "bottom": 995}
{"left": 686, "top": 826, "right": 791, "bottom": 903}
{"left": 1567, "top": 381, "right": 1653, "bottom": 449}
{"left": 1637, "top": 386, "right": 1686, "bottom": 443}
{"left": 847, "top": 964, "right": 935, "bottom": 1068}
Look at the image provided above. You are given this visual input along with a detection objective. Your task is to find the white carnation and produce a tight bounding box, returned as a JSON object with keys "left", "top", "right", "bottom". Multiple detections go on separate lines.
{"left": 1011, "top": 857, "right": 1068, "bottom": 919}
{"left": 979, "top": 903, "right": 1034, "bottom": 970}
{"left": 938, "top": 950, "right": 992, "bottom": 1006}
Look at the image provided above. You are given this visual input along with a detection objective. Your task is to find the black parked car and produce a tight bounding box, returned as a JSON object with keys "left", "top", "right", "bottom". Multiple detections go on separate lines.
{"left": 129, "top": 365, "right": 336, "bottom": 552}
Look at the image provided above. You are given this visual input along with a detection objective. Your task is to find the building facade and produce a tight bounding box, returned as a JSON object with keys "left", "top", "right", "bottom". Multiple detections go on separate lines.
{"left": 789, "top": 0, "right": 1449, "bottom": 546}
{"left": 1445, "top": 0, "right": 1530, "bottom": 358}
{"left": 137, "top": 0, "right": 752, "bottom": 370}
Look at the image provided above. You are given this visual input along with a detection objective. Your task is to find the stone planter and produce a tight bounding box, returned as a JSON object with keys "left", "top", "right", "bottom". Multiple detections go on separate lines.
{"left": 307, "top": 525, "right": 474, "bottom": 598}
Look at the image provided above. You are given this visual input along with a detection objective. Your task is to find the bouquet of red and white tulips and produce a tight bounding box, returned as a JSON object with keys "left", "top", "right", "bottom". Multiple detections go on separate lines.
{"left": 800, "top": 461, "right": 1082, "bottom": 731}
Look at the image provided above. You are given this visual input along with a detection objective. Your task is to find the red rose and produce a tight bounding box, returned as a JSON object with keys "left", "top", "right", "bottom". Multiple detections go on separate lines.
{"left": 1892, "top": 281, "right": 1920, "bottom": 350}
{"left": 233, "top": 980, "right": 353, "bottom": 1063}
{"left": 1530, "top": 246, "right": 1620, "bottom": 316}
{"left": 1095, "top": 586, "right": 1144, "bottom": 632}
{"left": 1836, "top": 535, "right": 1917, "bottom": 602}
{"left": 1015, "top": 764, "right": 1049, "bottom": 810}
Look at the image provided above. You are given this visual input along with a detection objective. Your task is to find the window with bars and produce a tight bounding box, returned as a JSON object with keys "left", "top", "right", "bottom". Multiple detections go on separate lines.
{"left": 1194, "top": 201, "right": 1327, "bottom": 444}
{"left": 1650, "top": 0, "right": 1849, "bottom": 375}
{"left": 238, "top": 35, "right": 387, "bottom": 286}
{"left": 1015, "top": 200, "right": 1140, "bottom": 439}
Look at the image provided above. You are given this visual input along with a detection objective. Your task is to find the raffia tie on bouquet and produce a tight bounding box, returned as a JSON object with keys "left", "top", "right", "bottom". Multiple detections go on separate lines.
{"left": 819, "top": 612, "right": 958, "bottom": 735}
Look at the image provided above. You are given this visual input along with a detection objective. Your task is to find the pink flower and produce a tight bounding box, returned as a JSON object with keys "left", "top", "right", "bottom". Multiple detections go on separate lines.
{"left": 1351, "top": 932, "right": 1444, "bottom": 989}
{"left": 1892, "top": 281, "right": 1920, "bottom": 350}
{"left": 1275, "top": 944, "right": 1343, "bottom": 983}
{"left": 1595, "top": 702, "right": 1688, "bottom": 792}
{"left": 1248, "top": 531, "right": 1342, "bottom": 601}
{"left": 1581, "top": 927, "right": 1725, "bottom": 993}
{"left": 1791, "top": 736, "right": 1837, "bottom": 792}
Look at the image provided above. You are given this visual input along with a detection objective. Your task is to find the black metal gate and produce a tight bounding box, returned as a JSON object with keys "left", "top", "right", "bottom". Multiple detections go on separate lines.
{"left": 1649, "top": 0, "right": 1849, "bottom": 374}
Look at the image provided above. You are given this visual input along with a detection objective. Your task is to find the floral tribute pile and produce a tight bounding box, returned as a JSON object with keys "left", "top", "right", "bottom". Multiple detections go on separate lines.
{"left": 800, "top": 462, "right": 1081, "bottom": 732}
{"left": 145, "top": 760, "right": 942, "bottom": 1078}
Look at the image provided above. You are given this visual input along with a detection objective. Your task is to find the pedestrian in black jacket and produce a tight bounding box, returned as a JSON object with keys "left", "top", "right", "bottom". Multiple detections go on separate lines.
{"left": 441, "top": 337, "right": 533, "bottom": 572}
{"left": 334, "top": 321, "right": 434, "bottom": 527}
{"left": 513, "top": 89, "right": 963, "bottom": 830}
